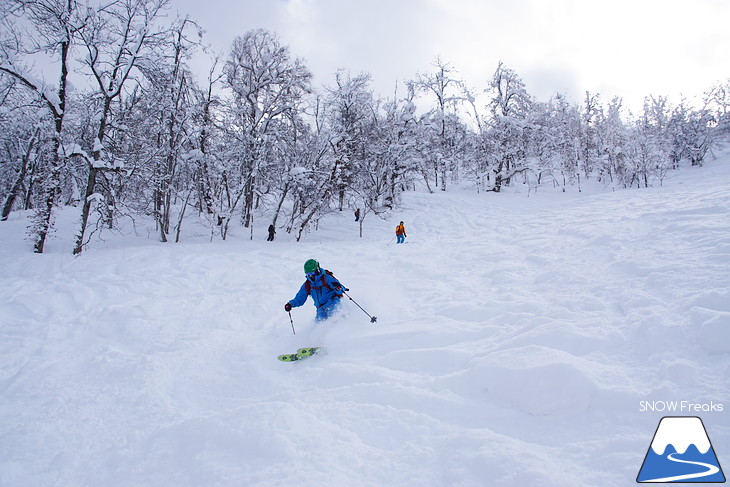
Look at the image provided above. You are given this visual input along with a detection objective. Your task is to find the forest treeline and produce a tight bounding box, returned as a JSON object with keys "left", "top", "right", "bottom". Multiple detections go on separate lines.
{"left": 1, "top": 0, "right": 728, "bottom": 253}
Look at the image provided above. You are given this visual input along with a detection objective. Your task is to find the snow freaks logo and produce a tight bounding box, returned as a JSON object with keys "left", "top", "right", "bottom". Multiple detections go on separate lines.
{"left": 637, "top": 416, "right": 726, "bottom": 483}
{"left": 639, "top": 401, "right": 724, "bottom": 413}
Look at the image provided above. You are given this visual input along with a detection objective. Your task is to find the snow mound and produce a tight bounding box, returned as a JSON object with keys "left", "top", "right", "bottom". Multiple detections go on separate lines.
{"left": 462, "top": 346, "right": 596, "bottom": 416}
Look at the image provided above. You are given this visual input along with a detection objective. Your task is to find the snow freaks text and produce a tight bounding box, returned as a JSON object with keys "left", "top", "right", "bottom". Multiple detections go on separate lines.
{"left": 639, "top": 401, "right": 724, "bottom": 413}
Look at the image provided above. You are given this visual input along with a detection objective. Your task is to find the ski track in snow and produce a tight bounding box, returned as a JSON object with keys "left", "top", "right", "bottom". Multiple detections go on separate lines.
{"left": 1, "top": 154, "right": 730, "bottom": 486}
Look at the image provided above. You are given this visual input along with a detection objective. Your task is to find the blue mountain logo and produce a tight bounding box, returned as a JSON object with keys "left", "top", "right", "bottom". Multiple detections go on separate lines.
{"left": 637, "top": 416, "right": 726, "bottom": 483}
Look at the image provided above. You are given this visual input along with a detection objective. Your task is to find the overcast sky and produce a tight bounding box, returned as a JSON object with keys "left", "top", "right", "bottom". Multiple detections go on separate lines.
{"left": 177, "top": 0, "right": 729, "bottom": 113}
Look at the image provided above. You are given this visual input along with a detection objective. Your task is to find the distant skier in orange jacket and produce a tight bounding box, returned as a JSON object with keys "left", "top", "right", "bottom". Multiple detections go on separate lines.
{"left": 395, "top": 221, "right": 407, "bottom": 244}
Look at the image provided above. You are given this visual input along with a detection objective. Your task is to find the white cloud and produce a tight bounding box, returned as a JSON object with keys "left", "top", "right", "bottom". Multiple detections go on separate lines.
{"left": 179, "top": 0, "right": 729, "bottom": 111}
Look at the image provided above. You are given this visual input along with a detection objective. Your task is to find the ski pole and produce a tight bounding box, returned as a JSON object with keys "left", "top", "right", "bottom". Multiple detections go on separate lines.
{"left": 343, "top": 291, "right": 377, "bottom": 323}
{"left": 386, "top": 236, "right": 396, "bottom": 246}
{"left": 288, "top": 311, "right": 296, "bottom": 335}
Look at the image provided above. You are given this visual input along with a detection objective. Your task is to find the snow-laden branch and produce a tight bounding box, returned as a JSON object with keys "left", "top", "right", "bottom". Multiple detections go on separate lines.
{"left": 0, "top": 64, "right": 63, "bottom": 116}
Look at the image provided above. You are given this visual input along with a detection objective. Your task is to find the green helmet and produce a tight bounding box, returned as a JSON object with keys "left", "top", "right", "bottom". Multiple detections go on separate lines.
{"left": 304, "top": 259, "right": 319, "bottom": 274}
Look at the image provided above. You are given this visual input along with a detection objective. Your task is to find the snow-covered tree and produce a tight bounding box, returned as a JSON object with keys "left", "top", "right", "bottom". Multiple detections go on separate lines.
{"left": 0, "top": 77, "right": 49, "bottom": 220}
{"left": 72, "top": 0, "right": 170, "bottom": 253}
{"left": 529, "top": 94, "right": 581, "bottom": 191}
{"left": 579, "top": 91, "right": 604, "bottom": 179}
{"left": 684, "top": 108, "right": 716, "bottom": 167}
{"left": 484, "top": 62, "right": 533, "bottom": 191}
{"left": 410, "top": 57, "right": 466, "bottom": 191}
{"left": 667, "top": 100, "right": 691, "bottom": 170}
{"left": 192, "top": 58, "right": 224, "bottom": 221}
{"left": 222, "top": 29, "right": 311, "bottom": 236}
{"left": 705, "top": 80, "right": 730, "bottom": 139}
{"left": 600, "top": 97, "right": 631, "bottom": 187}
{"left": 141, "top": 16, "right": 206, "bottom": 243}
{"left": 377, "top": 90, "right": 419, "bottom": 209}
{"left": 0, "top": 0, "right": 83, "bottom": 252}
{"left": 323, "top": 70, "right": 374, "bottom": 211}
{"left": 280, "top": 122, "right": 342, "bottom": 242}
{"left": 349, "top": 91, "right": 420, "bottom": 237}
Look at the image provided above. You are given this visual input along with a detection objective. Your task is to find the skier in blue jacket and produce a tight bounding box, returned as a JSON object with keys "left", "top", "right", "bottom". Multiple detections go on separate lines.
{"left": 284, "top": 259, "right": 347, "bottom": 321}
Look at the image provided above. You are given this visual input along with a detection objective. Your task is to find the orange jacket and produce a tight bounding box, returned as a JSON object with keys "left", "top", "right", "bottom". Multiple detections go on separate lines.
{"left": 395, "top": 224, "right": 406, "bottom": 236}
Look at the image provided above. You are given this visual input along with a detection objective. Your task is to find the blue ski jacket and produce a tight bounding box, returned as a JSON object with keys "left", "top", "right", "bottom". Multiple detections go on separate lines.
{"left": 288, "top": 269, "right": 345, "bottom": 321}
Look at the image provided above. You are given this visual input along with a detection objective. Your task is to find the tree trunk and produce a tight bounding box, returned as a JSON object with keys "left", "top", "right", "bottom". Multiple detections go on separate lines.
{"left": 73, "top": 166, "right": 99, "bottom": 254}
{"left": 272, "top": 181, "right": 290, "bottom": 226}
{"left": 243, "top": 173, "right": 254, "bottom": 227}
{"left": 2, "top": 131, "right": 38, "bottom": 221}
{"left": 34, "top": 114, "right": 65, "bottom": 254}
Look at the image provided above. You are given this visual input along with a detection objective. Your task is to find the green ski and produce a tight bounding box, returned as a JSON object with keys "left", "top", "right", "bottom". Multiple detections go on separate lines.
{"left": 278, "top": 347, "right": 322, "bottom": 362}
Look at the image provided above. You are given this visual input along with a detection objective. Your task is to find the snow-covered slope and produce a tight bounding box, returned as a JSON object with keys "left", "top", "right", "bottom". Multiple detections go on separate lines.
{"left": 1, "top": 154, "right": 729, "bottom": 486}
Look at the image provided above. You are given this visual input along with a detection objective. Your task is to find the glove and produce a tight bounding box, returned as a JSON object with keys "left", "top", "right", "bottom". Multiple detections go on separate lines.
{"left": 284, "top": 303, "right": 292, "bottom": 312}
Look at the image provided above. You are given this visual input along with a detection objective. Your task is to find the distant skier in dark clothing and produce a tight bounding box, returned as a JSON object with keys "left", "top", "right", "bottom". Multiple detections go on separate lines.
{"left": 285, "top": 259, "right": 347, "bottom": 321}
{"left": 267, "top": 224, "right": 276, "bottom": 241}
{"left": 354, "top": 208, "right": 361, "bottom": 221}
